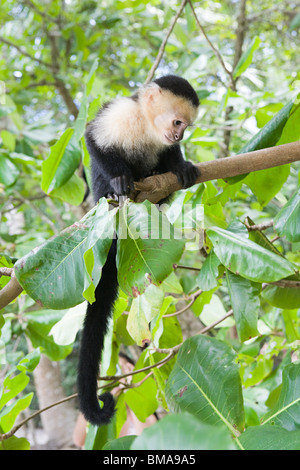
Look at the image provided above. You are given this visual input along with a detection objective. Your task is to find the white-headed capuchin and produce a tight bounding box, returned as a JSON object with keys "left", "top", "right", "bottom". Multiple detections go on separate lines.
{"left": 79, "top": 75, "right": 200, "bottom": 427}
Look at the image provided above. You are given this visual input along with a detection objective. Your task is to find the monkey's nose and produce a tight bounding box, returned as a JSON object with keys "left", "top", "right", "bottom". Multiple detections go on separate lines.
{"left": 175, "top": 131, "right": 184, "bottom": 141}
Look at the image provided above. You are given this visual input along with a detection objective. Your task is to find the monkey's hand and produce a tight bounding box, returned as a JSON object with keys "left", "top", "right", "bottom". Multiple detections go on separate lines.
{"left": 110, "top": 174, "right": 134, "bottom": 196}
{"left": 174, "top": 161, "right": 200, "bottom": 189}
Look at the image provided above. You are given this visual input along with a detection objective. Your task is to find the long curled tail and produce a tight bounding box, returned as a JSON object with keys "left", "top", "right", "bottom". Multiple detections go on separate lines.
{"left": 77, "top": 239, "right": 118, "bottom": 426}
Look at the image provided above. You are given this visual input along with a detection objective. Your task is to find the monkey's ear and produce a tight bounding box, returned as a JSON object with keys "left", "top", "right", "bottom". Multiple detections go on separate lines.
{"left": 144, "top": 84, "right": 162, "bottom": 102}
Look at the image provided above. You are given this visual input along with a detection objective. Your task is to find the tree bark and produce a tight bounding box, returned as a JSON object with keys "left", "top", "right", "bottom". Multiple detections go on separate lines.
{"left": 134, "top": 141, "right": 300, "bottom": 203}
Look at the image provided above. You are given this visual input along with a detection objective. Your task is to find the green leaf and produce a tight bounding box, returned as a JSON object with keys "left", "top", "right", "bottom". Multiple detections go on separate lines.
{"left": 117, "top": 201, "right": 185, "bottom": 297}
{"left": 274, "top": 188, "right": 300, "bottom": 242}
{"left": 131, "top": 413, "right": 237, "bottom": 450}
{"left": 127, "top": 284, "right": 164, "bottom": 346}
{"left": 255, "top": 103, "right": 285, "bottom": 128}
{"left": 165, "top": 335, "right": 245, "bottom": 434}
{"left": 0, "top": 372, "right": 29, "bottom": 410}
{"left": 262, "top": 284, "right": 300, "bottom": 310}
{"left": 73, "top": 95, "right": 88, "bottom": 141}
{"left": 102, "top": 435, "right": 136, "bottom": 450}
{"left": 82, "top": 199, "right": 116, "bottom": 302}
{"left": 239, "top": 99, "right": 294, "bottom": 154}
{"left": 226, "top": 271, "right": 260, "bottom": 342}
{"left": 0, "top": 435, "right": 31, "bottom": 450}
{"left": 282, "top": 309, "right": 300, "bottom": 342}
{"left": 0, "top": 393, "right": 33, "bottom": 433}
{"left": 0, "top": 153, "right": 20, "bottom": 186}
{"left": 25, "top": 310, "right": 72, "bottom": 360}
{"left": 50, "top": 172, "right": 85, "bottom": 206}
{"left": 17, "top": 348, "right": 40, "bottom": 373}
{"left": 41, "top": 128, "right": 74, "bottom": 193}
{"left": 14, "top": 206, "right": 112, "bottom": 309}
{"left": 49, "top": 303, "right": 86, "bottom": 346}
{"left": 124, "top": 376, "right": 158, "bottom": 423}
{"left": 127, "top": 295, "right": 151, "bottom": 347}
{"left": 199, "top": 294, "right": 234, "bottom": 328}
{"left": 261, "top": 362, "right": 300, "bottom": 431}
{"left": 85, "top": 58, "right": 99, "bottom": 96}
{"left": 207, "top": 226, "right": 297, "bottom": 283}
{"left": 233, "top": 36, "right": 261, "bottom": 78}
{"left": 277, "top": 102, "right": 300, "bottom": 145}
{"left": 0, "top": 129, "right": 16, "bottom": 151}
{"left": 196, "top": 251, "right": 221, "bottom": 291}
{"left": 239, "top": 425, "right": 300, "bottom": 450}
{"left": 244, "top": 164, "right": 290, "bottom": 207}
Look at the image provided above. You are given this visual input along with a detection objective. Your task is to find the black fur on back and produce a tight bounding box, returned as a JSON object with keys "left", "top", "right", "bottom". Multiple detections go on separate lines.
{"left": 153, "top": 75, "right": 199, "bottom": 108}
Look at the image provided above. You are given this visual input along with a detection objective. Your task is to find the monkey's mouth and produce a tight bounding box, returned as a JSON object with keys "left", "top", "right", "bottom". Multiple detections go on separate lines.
{"left": 164, "top": 134, "right": 176, "bottom": 144}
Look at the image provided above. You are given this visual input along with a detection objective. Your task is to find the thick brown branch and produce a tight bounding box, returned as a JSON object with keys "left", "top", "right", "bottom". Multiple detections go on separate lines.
{"left": 134, "top": 141, "right": 300, "bottom": 204}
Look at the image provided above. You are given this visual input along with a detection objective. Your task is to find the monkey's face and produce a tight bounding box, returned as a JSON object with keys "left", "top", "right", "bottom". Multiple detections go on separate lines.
{"left": 141, "top": 85, "right": 198, "bottom": 146}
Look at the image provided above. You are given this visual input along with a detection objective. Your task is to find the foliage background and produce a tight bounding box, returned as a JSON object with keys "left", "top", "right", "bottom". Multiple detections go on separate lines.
{"left": 0, "top": 0, "right": 300, "bottom": 450}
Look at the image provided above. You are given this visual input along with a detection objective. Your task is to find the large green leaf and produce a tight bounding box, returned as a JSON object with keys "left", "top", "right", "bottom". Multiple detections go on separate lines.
{"left": 207, "top": 226, "right": 297, "bottom": 283}
{"left": 274, "top": 188, "right": 300, "bottom": 242}
{"left": 165, "top": 335, "right": 245, "bottom": 435}
{"left": 14, "top": 203, "right": 114, "bottom": 309}
{"left": 117, "top": 201, "right": 185, "bottom": 297}
{"left": 131, "top": 413, "right": 237, "bottom": 450}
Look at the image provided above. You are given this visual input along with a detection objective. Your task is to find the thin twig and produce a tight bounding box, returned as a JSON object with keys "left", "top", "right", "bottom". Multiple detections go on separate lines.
{"left": 0, "top": 36, "right": 51, "bottom": 68}
{"left": 145, "top": 0, "right": 188, "bottom": 84}
{"left": 0, "top": 351, "right": 176, "bottom": 441}
{"left": 173, "top": 264, "right": 201, "bottom": 272}
{"left": 245, "top": 219, "right": 274, "bottom": 232}
{"left": 188, "top": 0, "right": 235, "bottom": 89}
{"left": 162, "top": 288, "right": 203, "bottom": 318}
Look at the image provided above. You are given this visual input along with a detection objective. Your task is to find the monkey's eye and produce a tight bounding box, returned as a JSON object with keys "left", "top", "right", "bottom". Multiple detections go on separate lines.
{"left": 173, "top": 120, "right": 182, "bottom": 126}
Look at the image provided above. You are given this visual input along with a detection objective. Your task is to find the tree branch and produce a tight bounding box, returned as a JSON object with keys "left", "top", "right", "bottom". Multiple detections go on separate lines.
{"left": 134, "top": 141, "right": 300, "bottom": 204}
{"left": 145, "top": 0, "right": 188, "bottom": 84}
{"left": 0, "top": 35, "right": 51, "bottom": 68}
{"left": 1, "top": 141, "right": 299, "bottom": 310}
{"left": 188, "top": 0, "right": 235, "bottom": 89}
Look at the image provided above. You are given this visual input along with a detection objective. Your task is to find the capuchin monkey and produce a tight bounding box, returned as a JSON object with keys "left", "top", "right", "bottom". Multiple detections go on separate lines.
{"left": 78, "top": 75, "right": 200, "bottom": 427}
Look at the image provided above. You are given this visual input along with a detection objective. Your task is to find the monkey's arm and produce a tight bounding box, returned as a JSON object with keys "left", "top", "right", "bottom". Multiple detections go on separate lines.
{"left": 87, "top": 137, "right": 134, "bottom": 197}
{"left": 157, "top": 144, "right": 199, "bottom": 189}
